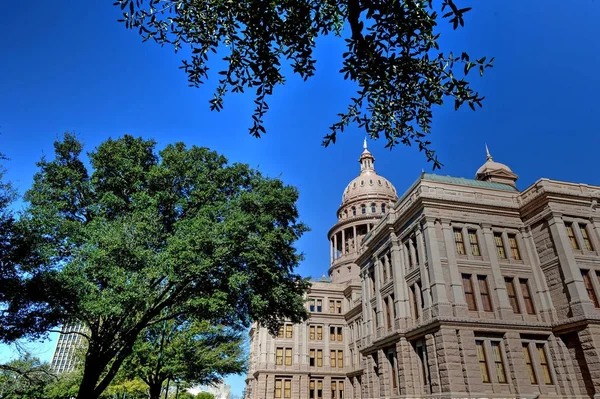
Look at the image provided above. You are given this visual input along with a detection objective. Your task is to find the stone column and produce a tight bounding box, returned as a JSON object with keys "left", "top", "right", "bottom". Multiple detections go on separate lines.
{"left": 589, "top": 217, "right": 600, "bottom": 254}
{"left": 334, "top": 233, "right": 338, "bottom": 260}
{"left": 422, "top": 217, "right": 452, "bottom": 317}
{"left": 415, "top": 231, "right": 432, "bottom": 321}
{"left": 521, "top": 226, "right": 556, "bottom": 321}
{"left": 373, "top": 255, "right": 383, "bottom": 336}
{"left": 480, "top": 223, "right": 513, "bottom": 319}
{"left": 390, "top": 232, "right": 410, "bottom": 328}
{"left": 330, "top": 239, "right": 334, "bottom": 264}
{"left": 434, "top": 328, "right": 466, "bottom": 393}
{"left": 578, "top": 325, "right": 600, "bottom": 397}
{"left": 547, "top": 213, "right": 597, "bottom": 317}
{"left": 503, "top": 332, "right": 532, "bottom": 394}
{"left": 342, "top": 229, "right": 346, "bottom": 255}
{"left": 441, "top": 219, "right": 469, "bottom": 317}
{"left": 457, "top": 329, "right": 484, "bottom": 394}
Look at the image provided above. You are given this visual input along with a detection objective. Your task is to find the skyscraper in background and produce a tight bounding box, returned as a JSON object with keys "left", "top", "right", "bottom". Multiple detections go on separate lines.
{"left": 49, "top": 323, "right": 86, "bottom": 373}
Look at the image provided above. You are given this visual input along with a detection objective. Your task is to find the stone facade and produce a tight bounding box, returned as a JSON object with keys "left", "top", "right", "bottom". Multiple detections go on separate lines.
{"left": 245, "top": 144, "right": 600, "bottom": 398}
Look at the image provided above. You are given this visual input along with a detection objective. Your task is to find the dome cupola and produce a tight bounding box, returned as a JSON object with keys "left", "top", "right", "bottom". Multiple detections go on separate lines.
{"left": 475, "top": 145, "right": 518, "bottom": 188}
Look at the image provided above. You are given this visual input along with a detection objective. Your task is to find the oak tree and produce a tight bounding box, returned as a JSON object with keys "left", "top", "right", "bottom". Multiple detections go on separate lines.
{"left": 0, "top": 134, "right": 309, "bottom": 399}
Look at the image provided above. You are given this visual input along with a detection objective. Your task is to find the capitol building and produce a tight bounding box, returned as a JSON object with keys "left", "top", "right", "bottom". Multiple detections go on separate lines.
{"left": 244, "top": 142, "right": 600, "bottom": 398}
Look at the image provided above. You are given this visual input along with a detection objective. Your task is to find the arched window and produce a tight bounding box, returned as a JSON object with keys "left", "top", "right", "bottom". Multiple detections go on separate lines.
{"left": 371, "top": 203, "right": 376, "bottom": 213}
{"left": 344, "top": 210, "right": 348, "bottom": 219}
{"left": 361, "top": 205, "right": 366, "bottom": 214}
{"left": 352, "top": 207, "right": 356, "bottom": 216}
{"left": 381, "top": 203, "right": 386, "bottom": 213}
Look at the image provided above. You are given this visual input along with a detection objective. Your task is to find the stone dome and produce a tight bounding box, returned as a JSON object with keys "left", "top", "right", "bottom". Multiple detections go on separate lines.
{"left": 340, "top": 142, "right": 398, "bottom": 207}
{"left": 476, "top": 159, "right": 513, "bottom": 175}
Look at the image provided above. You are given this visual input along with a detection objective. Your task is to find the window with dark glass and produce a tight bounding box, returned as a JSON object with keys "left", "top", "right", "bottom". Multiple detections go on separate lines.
{"left": 508, "top": 234, "right": 521, "bottom": 260}
{"left": 522, "top": 343, "right": 537, "bottom": 384}
{"left": 520, "top": 279, "right": 536, "bottom": 314}
{"left": 309, "top": 349, "right": 315, "bottom": 366}
{"left": 454, "top": 228, "right": 466, "bottom": 255}
{"left": 337, "top": 326, "right": 343, "bottom": 341}
{"left": 385, "top": 297, "right": 392, "bottom": 330}
{"left": 381, "top": 204, "right": 386, "bottom": 213}
{"left": 361, "top": 205, "right": 366, "bottom": 214}
{"left": 388, "top": 351, "right": 398, "bottom": 389}
{"left": 411, "top": 285, "right": 419, "bottom": 319}
{"left": 566, "top": 223, "right": 579, "bottom": 249}
{"left": 580, "top": 224, "right": 594, "bottom": 251}
{"left": 336, "top": 300, "right": 342, "bottom": 314}
{"left": 494, "top": 232, "right": 507, "bottom": 259}
{"left": 412, "top": 236, "right": 420, "bottom": 265}
{"left": 371, "top": 203, "right": 376, "bottom": 213}
{"left": 352, "top": 207, "right": 356, "bottom": 216}
{"left": 310, "top": 380, "right": 323, "bottom": 399}
{"left": 462, "top": 274, "right": 477, "bottom": 311}
{"left": 505, "top": 277, "right": 521, "bottom": 314}
{"left": 476, "top": 341, "right": 490, "bottom": 383}
{"left": 478, "top": 275, "right": 493, "bottom": 312}
{"left": 582, "top": 270, "right": 599, "bottom": 307}
{"left": 373, "top": 307, "right": 378, "bottom": 328}
{"left": 382, "top": 260, "right": 387, "bottom": 282}
{"left": 468, "top": 230, "right": 481, "bottom": 256}
{"left": 316, "top": 299, "right": 322, "bottom": 312}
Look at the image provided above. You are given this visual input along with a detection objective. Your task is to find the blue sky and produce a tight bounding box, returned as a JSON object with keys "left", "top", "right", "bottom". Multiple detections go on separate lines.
{"left": 1, "top": 0, "right": 600, "bottom": 396}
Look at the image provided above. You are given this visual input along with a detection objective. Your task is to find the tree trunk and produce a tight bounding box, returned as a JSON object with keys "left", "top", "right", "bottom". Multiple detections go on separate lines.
{"left": 149, "top": 381, "right": 163, "bottom": 399}
{"left": 76, "top": 357, "right": 108, "bottom": 399}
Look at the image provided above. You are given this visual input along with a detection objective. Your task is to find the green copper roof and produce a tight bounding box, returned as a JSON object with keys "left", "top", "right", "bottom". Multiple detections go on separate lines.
{"left": 422, "top": 173, "right": 518, "bottom": 192}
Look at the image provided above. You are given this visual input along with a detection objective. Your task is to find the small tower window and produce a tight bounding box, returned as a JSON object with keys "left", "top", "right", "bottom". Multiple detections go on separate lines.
{"left": 361, "top": 205, "right": 366, "bottom": 214}
{"left": 360, "top": 180, "right": 364, "bottom": 186}
{"left": 353, "top": 182, "right": 356, "bottom": 188}
{"left": 369, "top": 179, "right": 373, "bottom": 185}
{"left": 371, "top": 203, "right": 376, "bottom": 213}
{"left": 381, "top": 204, "right": 386, "bottom": 213}
{"left": 352, "top": 207, "right": 356, "bottom": 216}
{"left": 378, "top": 180, "right": 382, "bottom": 185}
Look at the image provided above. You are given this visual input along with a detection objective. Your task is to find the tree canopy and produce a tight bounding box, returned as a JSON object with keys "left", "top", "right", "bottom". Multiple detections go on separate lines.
{"left": 0, "top": 134, "right": 309, "bottom": 399}
{"left": 0, "top": 354, "right": 56, "bottom": 399}
{"left": 122, "top": 318, "right": 245, "bottom": 399}
{"left": 117, "top": 0, "right": 493, "bottom": 168}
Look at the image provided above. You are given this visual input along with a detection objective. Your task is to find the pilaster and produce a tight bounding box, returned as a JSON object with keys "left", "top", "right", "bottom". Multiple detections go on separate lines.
{"left": 481, "top": 223, "right": 514, "bottom": 319}
{"left": 422, "top": 218, "right": 452, "bottom": 317}
{"left": 441, "top": 219, "right": 470, "bottom": 318}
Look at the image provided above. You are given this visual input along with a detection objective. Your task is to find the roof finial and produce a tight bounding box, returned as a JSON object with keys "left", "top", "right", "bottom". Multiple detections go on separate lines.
{"left": 363, "top": 136, "right": 368, "bottom": 150}
{"left": 485, "top": 143, "right": 493, "bottom": 161}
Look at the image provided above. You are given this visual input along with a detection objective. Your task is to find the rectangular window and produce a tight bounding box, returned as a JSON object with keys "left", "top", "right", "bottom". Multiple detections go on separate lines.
{"left": 469, "top": 230, "right": 481, "bottom": 256}
{"left": 522, "top": 343, "right": 537, "bottom": 384}
{"left": 519, "top": 279, "right": 536, "bottom": 314}
{"left": 331, "top": 381, "right": 337, "bottom": 399}
{"left": 336, "top": 300, "right": 342, "bottom": 314}
{"left": 505, "top": 277, "right": 521, "bottom": 314}
{"left": 309, "top": 380, "right": 323, "bottom": 399}
{"left": 388, "top": 256, "right": 393, "bottom": 280}
{"left": 478, "top": 275, "right": 493, "bottom": 312}
{"left": 582, "top": 270, "right": 599, "bottom": 307}
{"left": 337, "top": 326, "right": 343, "bottom": 341}
{"left": 329, "top": 300, "right": 335, "bottom": 314}
{"left": 285, "top": 348, "right": 292, "bottom": 366}
{"left": 462, "top": 274, "right": 477, "bottom": 311}
{"left": 316, "top": 299, "right": 322, "bottom": 312}
{"left": 581, "top": 224, "right": 594, "bottom": 251}
{"left": 338, "top": 350, "right": 344, "bottom": 368}
{"left": 330, "top": 326, "right": 336, "bottom": 341}
{"left": 309, "top": 326, "right": 315, "bottom": 340}
{"left": 316, "top": 349, "right": 323, "bottom": 367}
{"left": 508, "top": 234, "right": 521, "bottom": 260}
{"left": 275, "top": 379, "right": 282, "bottom": 398}
{"left": 385, "top": 297, "right": 392, "bottom": 330}
{"left": 412, "top": 236, "right": 420, "bottom": 265}
{"left": 309, "top": 349, "right": 315, "bottom": 367}
{"left": 285, "top": 324, "right": 293, "bottom": 338}
{"left": 390, "top": 294, "right": 396, "bottom": 319}
{"left": 330, "top": 350, "right": 336, "bottom": 367}
{"left": 406, "top": 242, "right": 413, "bottom": 268}
{"left": 388, "top": 352, "right": 398, "bottom": 389}
{"left": 382, "top": 259, "right": 387, "bottom": 282}
{"left": 276, "top": 348, "right": 283, "bottom": 365}
{"left": 476, "top": 340, "right": 490, "bottom": 383}
{"left": 454, "top": 228, "right": 466, "bottom": 255}
{"left": 309, "top": 298, "right": 315, "bottom": 312}
{"left": 494, "top": 232, "right": 507, "bottom": 259}
{"left": 284, "top": 379, "right": 291, "bottom": 398}
{"left": 566, "top": 223, "right": 580, "bottom": 249}
{"left": 537, "top": 344, "right": 553, "bottom": 385}
{"left": 277, "top": 326, "right": 284, "bottom": 338}
{"left": 338, "top": 381, "right": 344, "bottom": 399}
{"left": 491, "top": 341, "right": 507, "bottom": 383}
{"left": 317, "top": 326, "right": 323, "bottom": 341}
